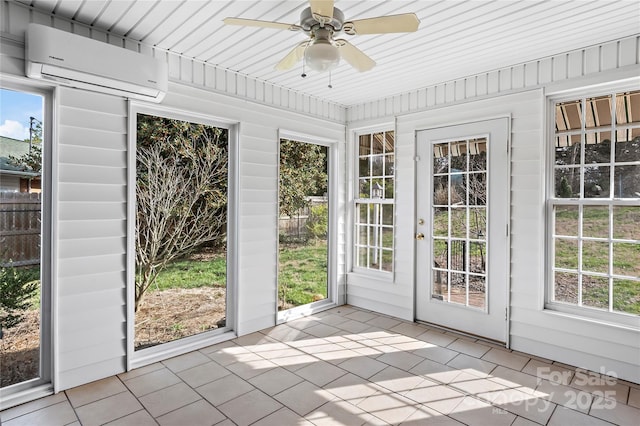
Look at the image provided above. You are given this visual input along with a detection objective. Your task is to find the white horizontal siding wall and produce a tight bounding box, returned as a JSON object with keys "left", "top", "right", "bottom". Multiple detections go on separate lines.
{"left": 56, "top": 87, "right": 128, "bottom": 391}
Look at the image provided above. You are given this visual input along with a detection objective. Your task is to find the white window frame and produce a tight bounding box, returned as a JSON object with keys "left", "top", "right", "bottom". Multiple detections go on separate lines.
{"left": 353, "top": 128, "right": 396, "bottom": 276}
{"left": 0, "top": 79, "right": 55, "bottom": 410}
{"left": 126, "top": 102, "right": 238, "bottom": 370}
{"left": 546, "top": 84, "right": 640, "bottom": 328}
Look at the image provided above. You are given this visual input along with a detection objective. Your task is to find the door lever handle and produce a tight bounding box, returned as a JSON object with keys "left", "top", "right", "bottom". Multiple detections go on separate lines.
{"left": 415, "top": 233, "right": 425, "bottom": 240}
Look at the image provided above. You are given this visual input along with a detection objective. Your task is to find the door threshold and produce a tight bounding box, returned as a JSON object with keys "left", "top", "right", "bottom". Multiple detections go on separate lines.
{"left": 415, "top": 320, "right": 506, "bottom": 347}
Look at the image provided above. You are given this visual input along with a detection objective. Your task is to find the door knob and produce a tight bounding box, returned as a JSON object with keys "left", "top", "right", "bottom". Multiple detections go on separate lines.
{"left": 415, "top": 233, "right": 425, "bottom": 240}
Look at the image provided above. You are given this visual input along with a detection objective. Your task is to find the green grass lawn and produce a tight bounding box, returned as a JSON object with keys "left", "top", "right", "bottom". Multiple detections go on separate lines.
{"left": 140, "top": 240, "right": 328, "bottom": 310}
{"left": 151, "top": 254, "right": 226, "bottom": 291}
{"left": 278, "top": 240, "right": 327, "bottom": 309}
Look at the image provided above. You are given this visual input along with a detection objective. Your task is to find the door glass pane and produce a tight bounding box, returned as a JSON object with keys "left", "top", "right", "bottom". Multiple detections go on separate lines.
{"left": 469, "top": 207, "right": 486, "bottom": 239}
{"left": 470, "top": 242, "right": 486, "bottom": 274}
{"left": 433, "top": 143, "right": 449, "bottom": 174}
{"left": 469, "top": 138, "right": 487, "bottom": 171}
{"left": 431, "top": 138, "right": 488, "bottom": 310}
{"left": 469, "top": 173, "right": 486, "bottom": 205}
{"left": 433, "top": 175, "right": 448, "bottom": 205}
{"left": 469, "top": 275, "right": 486, "bottom": 309}
{"left": 450, "top": 272, "right": 467, "bottom": 305}
{"left": 0, "top": 89, "right": 44, "bottom": 388}
{"left": 451, "top": 208, "right": 467, "bottom": 238}
{"left": 134, "top": 114, "right": 228, "bottom": 350}
{"left": 433, "top": 239, "right": 448, "bottom": 269}
{"left": 432, "top": 270, "right": 448, "bottom": 301}
{"left": 278, "top": 140, "right": 329, "bottom": 310}
{"left": 451, "top": 174, "right": 467, "bottom": 204}
{"left": 433, "top": 208, "right": 448, "bottom": 237}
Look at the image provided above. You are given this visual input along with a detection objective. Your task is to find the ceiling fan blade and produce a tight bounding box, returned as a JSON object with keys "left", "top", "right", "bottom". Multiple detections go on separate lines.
{"left": 275, "top": 41, "right": 309, "bottom": 71}
{"left": 309, "top": 0, "right": 334, "bottom": 19}
{"left": 346, "top": 13, "right": 420, "bottom": 35}
{"left": 336, "top": 40, "right": 375, "bottom": 72}
{"left": 223, "top": 17, "right": 300, "bottom": 31}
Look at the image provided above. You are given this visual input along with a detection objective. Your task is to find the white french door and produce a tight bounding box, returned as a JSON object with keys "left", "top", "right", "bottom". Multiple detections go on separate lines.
{"left": 415, "top": 118, "right": 509, "bottom": 343}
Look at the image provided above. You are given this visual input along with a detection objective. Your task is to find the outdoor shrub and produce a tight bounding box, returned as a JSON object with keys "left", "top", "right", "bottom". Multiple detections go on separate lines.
{"left": 0, "top": 265, "right": 39, "bottom": 338}
{"left": 558, "top": 176, "right": 573, "bottom": 198}
{"left": 306, "top": 204, "right": 328, "bottom": 240}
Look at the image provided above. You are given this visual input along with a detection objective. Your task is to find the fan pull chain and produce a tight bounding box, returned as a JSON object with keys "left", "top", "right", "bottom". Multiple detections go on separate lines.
{"left": 301, "top": 61, "right": 307, "bottom": 78}
{"left": 328, "top": 72, "right": 333, "bottom": 89}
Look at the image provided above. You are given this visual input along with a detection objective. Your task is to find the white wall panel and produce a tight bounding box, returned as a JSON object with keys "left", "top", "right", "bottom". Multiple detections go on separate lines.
{"left": 58, "top": 183, "right": 126, "bottom": 203}
{"left": 52, "top": 87, "right": 129, "bottom": 392}
{"left": 58, "top": 220, "right": 125, "bottom": 240}
{"left": 58, "top": 272, "right": 126, "bottom": 297}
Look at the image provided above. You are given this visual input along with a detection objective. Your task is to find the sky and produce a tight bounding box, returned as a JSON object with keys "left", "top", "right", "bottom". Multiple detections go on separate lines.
{"left": 0, "top": 88, "right": 43, "bottom": 141}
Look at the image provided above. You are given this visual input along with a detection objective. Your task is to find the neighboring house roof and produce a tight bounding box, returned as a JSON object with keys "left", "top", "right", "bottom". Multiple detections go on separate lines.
{"left": 1, "top": 135, "right": 30, "bottom": 157}
{"left": 0, "top": 136, "right": 40, "bottom": 177}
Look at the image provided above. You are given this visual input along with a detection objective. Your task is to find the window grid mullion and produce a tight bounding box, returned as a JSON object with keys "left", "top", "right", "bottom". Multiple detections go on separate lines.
{"left": 608, "top": 92, "right": 616, "bottom": 310}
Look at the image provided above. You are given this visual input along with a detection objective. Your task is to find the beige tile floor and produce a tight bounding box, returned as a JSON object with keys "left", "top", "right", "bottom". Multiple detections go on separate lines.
{"left": 2, "top": 305, "right": 639, "bottom": 425}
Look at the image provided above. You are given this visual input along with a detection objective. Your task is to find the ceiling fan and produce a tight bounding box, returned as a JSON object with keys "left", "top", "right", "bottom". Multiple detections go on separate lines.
{"left": 223, "top": 0, "right": 420, "bottom": 73}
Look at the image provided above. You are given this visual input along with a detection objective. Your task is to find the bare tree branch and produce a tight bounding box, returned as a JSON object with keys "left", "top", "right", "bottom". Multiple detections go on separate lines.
{"left": 135, "top": 140, "right": 227, "bottom": 311}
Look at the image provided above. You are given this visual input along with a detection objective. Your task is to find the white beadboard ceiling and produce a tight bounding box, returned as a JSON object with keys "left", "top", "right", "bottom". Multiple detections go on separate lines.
{"left": 18, "top": 0, "right": 640, "bottom": 106}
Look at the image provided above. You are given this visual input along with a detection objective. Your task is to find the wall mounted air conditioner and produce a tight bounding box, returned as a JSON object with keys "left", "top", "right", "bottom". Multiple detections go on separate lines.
{"left": 25, "top": 23, "right": 168, "bottom": 103}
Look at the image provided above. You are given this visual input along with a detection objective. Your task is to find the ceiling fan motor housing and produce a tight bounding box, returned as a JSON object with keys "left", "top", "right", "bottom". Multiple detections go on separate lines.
{"left": 299, "top": 6, "right": 344, "bottom": 34}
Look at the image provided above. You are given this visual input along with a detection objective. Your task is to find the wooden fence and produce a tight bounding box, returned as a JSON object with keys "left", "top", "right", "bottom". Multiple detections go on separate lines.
{"left": 0, "top": 192, "right": 41, "bottom": 267}
{"left": 279, "top": 196, "right": 327, "bottom": 239}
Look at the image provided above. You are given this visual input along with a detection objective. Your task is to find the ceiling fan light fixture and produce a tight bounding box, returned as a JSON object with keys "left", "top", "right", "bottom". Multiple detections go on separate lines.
{"left": 304, "top": 39, "right": 340, "bottom": 72}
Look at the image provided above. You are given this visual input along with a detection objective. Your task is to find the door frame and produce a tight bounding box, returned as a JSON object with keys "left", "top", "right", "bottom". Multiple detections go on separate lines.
{"left": 0, "top": 78, "right": 56, "bottom": 409}
{"left": 126, "top": 102, "right": 239, "bottom": 370}
{"left": 413, "top": 116, "right": 512, "bottom": 346}
{"left": 276, "top": 129, "right": 339, "bottom": 324}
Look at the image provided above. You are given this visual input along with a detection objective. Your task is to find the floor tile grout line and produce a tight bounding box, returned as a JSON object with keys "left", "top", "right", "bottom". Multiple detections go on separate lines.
{"left": 112, "top": 370, "right": 159, "bottom": 425}
{"left": 62, "top": 392, "right": 83, "bottom": 425}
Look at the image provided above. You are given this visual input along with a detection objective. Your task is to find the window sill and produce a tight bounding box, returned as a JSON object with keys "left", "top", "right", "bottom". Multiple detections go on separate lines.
{"left": 544, "top": 303, "right": 640, "bottom": 330}
{"left": 348, "top": 269, "right": 394, "bottom": 286}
